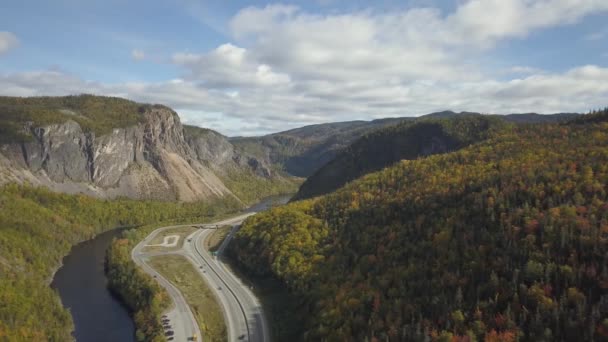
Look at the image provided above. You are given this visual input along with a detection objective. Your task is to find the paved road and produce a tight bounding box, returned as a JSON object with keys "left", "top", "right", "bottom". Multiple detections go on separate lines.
{"left": 132, "top": 225, "right": 201, "bottom": 342}
{"left": 131, "top": 213, "right": 269, "bottom": 342}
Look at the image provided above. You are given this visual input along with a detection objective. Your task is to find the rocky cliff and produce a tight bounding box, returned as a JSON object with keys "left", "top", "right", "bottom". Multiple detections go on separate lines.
{"left": 0, "top": 97, "right": 283, "bottom": 202}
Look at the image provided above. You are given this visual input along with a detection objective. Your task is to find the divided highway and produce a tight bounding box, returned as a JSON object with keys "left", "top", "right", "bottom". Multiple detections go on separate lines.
{"left": 131, "top": 213, "right": 269, "bottom": 342}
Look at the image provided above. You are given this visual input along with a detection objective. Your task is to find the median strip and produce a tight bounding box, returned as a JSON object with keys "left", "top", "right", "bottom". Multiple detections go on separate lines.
{"left": 148, "top": 254, "right": 228, "bottom": 342}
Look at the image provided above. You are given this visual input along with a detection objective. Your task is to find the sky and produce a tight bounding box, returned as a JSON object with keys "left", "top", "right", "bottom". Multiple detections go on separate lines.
{"left": 1, "top": 0, "right": 607, "bottom": 136}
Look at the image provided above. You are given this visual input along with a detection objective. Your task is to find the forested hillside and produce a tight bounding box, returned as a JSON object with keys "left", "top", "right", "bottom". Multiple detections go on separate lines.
{"left": 230, "top": 111, "right": 575, "bottom": 179}
{"left": 231, "top": 118, "right": 410, "bottom": 177}
{"left": 0, "top": 184, "right": 240, "bottom": 341}
{"left": 0, "top": 95, "right": 146, "bottom": 143}
{"left": 230, "top": 110, "right": 608, "bottom": 341}
{"left": 294, "top": 115, "right": 506, "bottom": 200}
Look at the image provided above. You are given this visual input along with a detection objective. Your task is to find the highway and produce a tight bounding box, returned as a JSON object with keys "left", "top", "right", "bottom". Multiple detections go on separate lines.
{"left": 131, "top": 212, "right": 269, "bottom": 342}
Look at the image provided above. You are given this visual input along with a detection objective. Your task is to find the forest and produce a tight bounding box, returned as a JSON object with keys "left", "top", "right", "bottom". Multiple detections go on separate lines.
{"left": 0, "top": 94, "right": 149, "bottom": 143}
{"left": 0, "top": 184, "right": 241, "bottom": 341}
{"left": 230, "top": 110, "right": 608, "bottom": 341}
{"left": 294, "top": 115, "right": 507, "bottom": 200}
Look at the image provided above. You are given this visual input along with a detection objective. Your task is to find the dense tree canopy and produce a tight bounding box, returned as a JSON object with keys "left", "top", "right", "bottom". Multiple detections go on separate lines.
{"left": 231, "top": 111, "right": 608, "bottom": 341}
{"left": 0, "top": 184, "right": 241, "bottom": 341}
{"left": 0, "top": 94, "right": 150, "bottom": 142}
{"left": 294, "top": 115, "right": 507, "bottom": 200}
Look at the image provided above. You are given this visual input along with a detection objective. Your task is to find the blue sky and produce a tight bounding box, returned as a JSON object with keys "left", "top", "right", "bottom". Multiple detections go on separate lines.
{"left": 1, "top": 0, "right": 607, "bottom": 135}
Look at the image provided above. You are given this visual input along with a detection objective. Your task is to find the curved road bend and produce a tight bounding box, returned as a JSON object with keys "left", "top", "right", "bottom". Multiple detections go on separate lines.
{"left": 131, "top": 213, "right": 269, "bottom": 342}
{"left": 132, "top": 225, "right": 201, "bottom": 342}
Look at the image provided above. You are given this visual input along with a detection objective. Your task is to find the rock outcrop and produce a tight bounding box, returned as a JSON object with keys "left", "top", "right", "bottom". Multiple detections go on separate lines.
{"left": 184, "top": 126, "right": 273, "bottom": 178}
{"left": 0, "top": 105, "right": 238, "bottom": 201}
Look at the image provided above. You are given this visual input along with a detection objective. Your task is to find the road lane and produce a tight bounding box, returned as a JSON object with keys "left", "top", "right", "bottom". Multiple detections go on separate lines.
{"left": 131, "top": 226, "right": 201, "bottom": 342}
{"left": 131, "top": 212, "right": 269, "bottom": 342}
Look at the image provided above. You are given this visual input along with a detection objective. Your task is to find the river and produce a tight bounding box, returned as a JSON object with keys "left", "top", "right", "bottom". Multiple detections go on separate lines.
{"left": 51, "top": 194, "right": 292, "bottom": 341}
{"left": 51, "top": 228, "right": 134, "bottom": 342}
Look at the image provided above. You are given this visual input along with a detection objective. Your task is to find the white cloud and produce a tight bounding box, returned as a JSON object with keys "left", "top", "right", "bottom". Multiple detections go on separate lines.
{"left": 2, "top": 1, "right": 608, "bottom": 136}
{"left": 0, "top": 32, "right": 19, "bottom": 55}
{"left": 444, "top": 0, "right": 608, "bottom": 47}
{"left": 131, "top": 49, "right": 146, "bottom": 61}
{"left": 171, "top": 43, "right": 290, "bottom": 88}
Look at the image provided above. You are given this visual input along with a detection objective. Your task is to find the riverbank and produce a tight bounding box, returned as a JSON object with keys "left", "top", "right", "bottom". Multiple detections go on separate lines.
{"left": 0, "top": 183, "right": 243, "bottom": 341}
{"left": 106, "top": 194, "right": 292, "bottom": 341}
{"left": 52, "top": 228, "right": 136, "bottom": 342}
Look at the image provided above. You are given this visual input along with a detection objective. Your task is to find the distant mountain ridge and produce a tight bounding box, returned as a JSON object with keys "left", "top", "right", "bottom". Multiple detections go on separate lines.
{"left": 0, "top": 95, "right": 580, "bottom": 202}
{"left": 293, "top": 114, "right": 508, "bottom": 200}
{"left": 0, "top": 95, "right": 296, "bottom": 202}
{"left": 232, "top": 110, "right": 579, "bottom": 178}
{"left": 229, "top": 110, "right": 608, "bottom": 341}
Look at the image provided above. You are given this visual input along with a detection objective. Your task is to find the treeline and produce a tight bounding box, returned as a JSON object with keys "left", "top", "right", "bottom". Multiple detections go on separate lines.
{"left": 0, "top": 94, "right": 149, "bottom": 143}
{"left": 106, "top": 228, "right": 170, "bottom": 342}
{"left": 220, "top": 168, "right": 301, "bottom": 205}
{"left": 230, "top": 111, "right": 608, "bottom": 341}
{"left": 294, "top": 115, "right": 507, "bottom": 200}
{"left": 0, "top": 184, "right": 241, "bottom": 341}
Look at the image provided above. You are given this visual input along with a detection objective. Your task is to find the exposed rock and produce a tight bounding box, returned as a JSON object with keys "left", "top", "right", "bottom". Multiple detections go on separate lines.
{"left": 0, "top": 105, "right": 234, "bottom": 202}
{"left": 183, "top": 125, "right": 273, "bottom": 178}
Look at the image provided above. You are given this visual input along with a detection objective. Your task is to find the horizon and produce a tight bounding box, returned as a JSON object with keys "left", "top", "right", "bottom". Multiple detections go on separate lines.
{"left": 1, "top": 0, "right": 607, "bottom": 135}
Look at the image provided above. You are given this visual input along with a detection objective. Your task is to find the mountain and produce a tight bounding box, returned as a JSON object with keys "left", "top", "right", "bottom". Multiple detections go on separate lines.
{"left": 502, "top": 112, "right": 580, "bottom": 123}
{"left": 0, "top": 95, "right": 297, "bottom": 202}
{"left": 230, "top": 118, "right": 411, "bottom": 177}
{"left": 293, "top": 115, "right": 507, "bottom": 200}
{"left": 230, "top": 111, "right": 578, "bottom": 178}
{"left": 229, "top": 110, "right": 608, "bottom": 341}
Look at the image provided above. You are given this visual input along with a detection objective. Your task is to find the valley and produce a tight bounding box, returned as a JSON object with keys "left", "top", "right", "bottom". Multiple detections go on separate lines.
{"left": 2, "top": 3, "right": 608, "bottom": 341}
{"left": 0, "top": 94, "right": 606, "bottom": 342}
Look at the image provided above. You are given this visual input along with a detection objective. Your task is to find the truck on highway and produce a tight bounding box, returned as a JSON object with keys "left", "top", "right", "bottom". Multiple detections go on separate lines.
{"left": 189, "top": 334, "right": 197, "bottom": 341}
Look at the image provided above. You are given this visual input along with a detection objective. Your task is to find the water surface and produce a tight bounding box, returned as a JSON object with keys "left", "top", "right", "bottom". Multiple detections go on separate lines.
{"left": 52, "top": 194, "right": 293, "bottom": 341}
{"left": 51, "top": 228, "right": 135, "bottom": 342}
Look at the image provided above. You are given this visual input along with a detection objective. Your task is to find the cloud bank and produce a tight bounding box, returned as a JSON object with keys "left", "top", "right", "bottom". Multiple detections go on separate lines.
{"left": 2, "top": 1, "right": 608, "bottom": 136}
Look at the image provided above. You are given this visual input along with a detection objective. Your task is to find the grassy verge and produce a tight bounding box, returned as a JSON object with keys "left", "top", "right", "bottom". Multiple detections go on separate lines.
{"left": 205, "top": 225, "right": 231, "bottom": 252}
{"left": 106, "top": 205, "right": 241, "bottom": 342}
{"left": 142, "top": 226, "right": 198, "bottom": 253}
{"left": 149, "top": 255, "right": 227, "bottom": 342}
{"left": 222, "top": 254, "right": 303, "bottom": 341}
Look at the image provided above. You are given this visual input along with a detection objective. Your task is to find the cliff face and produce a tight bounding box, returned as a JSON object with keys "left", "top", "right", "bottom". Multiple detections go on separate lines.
{"left": 0, "top": 105, "right": 237, "bottom": 201}
{"left": 184, "top": 126, "right": 273, "bottom": 178}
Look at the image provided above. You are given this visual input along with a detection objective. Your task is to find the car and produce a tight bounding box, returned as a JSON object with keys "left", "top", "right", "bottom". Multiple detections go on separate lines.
{"left": 199, "top": 265, "right": 203, "bottom": 269}
{"left": 153, "top": 275, "right": 157, "bottom": 278}
{"left": 218, "top": 286, "right": 222, "bottom": 290}
{"left": 203, "top": 270, "right": 206, "bottom": 273}
{"left": 165, "top": 330, "right": 174, "bottom": 336}
{"left": 167, "top": 338, "right": 174, "bottom": 341}
{"left": 239, "top": 334, "right": 246, "bottom": 340}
